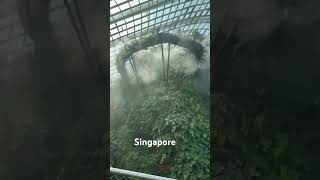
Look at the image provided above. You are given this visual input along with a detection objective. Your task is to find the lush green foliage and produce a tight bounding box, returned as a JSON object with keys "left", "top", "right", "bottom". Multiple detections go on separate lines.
{"left": 213, "top": 94, "right": 310, "bottom": 180}
{"left": 111, "top": 87, "right": 210, "bottom": 179}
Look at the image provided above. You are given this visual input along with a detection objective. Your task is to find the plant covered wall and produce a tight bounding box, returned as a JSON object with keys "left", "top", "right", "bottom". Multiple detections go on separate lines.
{"left": 111, "top": 84, "right": 210, "bottom": 179}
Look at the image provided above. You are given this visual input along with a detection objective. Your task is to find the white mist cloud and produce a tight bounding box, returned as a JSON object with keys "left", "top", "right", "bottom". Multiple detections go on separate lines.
{"left": 126, "top": 43, "right": 199, "bottom": 84}
{"left": 110, "top": 34, "right": 210, "bottom": 109}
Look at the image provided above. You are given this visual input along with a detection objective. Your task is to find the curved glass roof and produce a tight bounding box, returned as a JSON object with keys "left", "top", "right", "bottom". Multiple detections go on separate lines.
{"left": 110, "top": 0, "right": 210, "bottom": 84}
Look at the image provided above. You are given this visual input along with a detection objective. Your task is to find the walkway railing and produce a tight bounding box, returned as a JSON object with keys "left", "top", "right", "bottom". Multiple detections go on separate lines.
{"left": 110, "top": 167, "right": 177, "bottom": 180}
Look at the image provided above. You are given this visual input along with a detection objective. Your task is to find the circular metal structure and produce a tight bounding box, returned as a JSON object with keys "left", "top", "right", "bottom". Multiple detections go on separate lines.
{"left": 110, "top": 0, "right": 210, "bottom": 85}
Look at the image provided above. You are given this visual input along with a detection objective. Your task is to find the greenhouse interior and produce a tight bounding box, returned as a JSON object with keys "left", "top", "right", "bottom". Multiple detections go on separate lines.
{"left": 110, "top": 0, "right": 210, "bottom": 179}
{"left": 0, "top": 0, "right": 107, "bottom": 179}
{"left": 3, "top": 0, "right": 320, "bottom": 179}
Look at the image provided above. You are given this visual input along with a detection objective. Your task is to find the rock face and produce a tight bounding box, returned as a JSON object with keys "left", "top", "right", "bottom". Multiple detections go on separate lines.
{"left": 0, "top": 0, "right": 107, "bottom": 179}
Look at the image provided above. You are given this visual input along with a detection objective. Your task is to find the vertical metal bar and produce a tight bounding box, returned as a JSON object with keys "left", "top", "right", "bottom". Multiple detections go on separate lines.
{"left": 129, "top": 57, "right": 140, "bottom": 84}
{"left": 131, "top": 56, "right": 142, "bottom": 85}
{"left": 161, "top": 43, "right": 166, "bottom": 86}
{"left": 130, "top": 56, "right": 145, "bottom": 90}
{"left": 166, "top": 43, "right": 170, "bottom": 86}
{"left": 173, "top": 49, "right": 189, "bottom": 84}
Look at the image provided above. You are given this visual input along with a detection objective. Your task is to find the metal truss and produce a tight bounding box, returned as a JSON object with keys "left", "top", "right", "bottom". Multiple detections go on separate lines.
{"left": 110, "top": 0, "right": 210, "bottom": 83}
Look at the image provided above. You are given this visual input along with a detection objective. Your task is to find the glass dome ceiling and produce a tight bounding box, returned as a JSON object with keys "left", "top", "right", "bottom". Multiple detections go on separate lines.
{"left": 110, "top": 0, "right": 210, "bottom": 84}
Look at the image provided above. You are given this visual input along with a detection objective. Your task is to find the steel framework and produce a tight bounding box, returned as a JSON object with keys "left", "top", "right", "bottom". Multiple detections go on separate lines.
{"left": 110, "top": 0, "right": 210, "bottom": 84}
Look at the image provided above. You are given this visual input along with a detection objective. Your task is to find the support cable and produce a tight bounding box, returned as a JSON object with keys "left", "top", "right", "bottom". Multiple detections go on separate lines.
{"left": 131, "top": 56, "right": 145, "bottom": 90}
{"left": 73, "top": 0, "right": 91, "bottom": 48}
{"left": 129, "top": 56, "right": 145, "bottom": 91}
{"left": 166, "top": 43, "right": 171, "bottom": 86}
{"left": 173, "top": 49, "right": 189, "bottom": 84}
{"left": 64, "top": 0, "right": 98, "bottom": 74}
{"left": 161, "top": 43, "right": 166, "bottom": 86}
{"left": 64, "top": 0, "right": 90, "bottom": 59}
